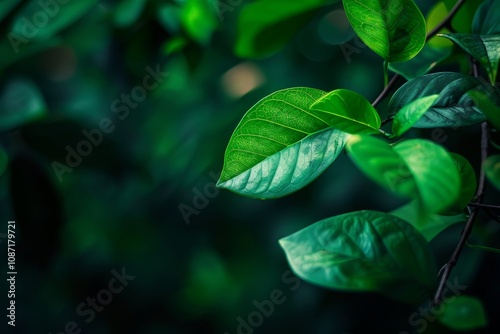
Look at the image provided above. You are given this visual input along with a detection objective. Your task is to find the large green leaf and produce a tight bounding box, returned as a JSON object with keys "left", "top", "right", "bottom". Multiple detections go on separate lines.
{"left": 391, "top": 95, "right": 439, "bottom": 137}
{"left": 472, "top": 0, "right": 500, "bottom": 35}
{"left": 470, "top": 91, "right": 500, "bottom": 130}
{"left": 217, "top": 87, "right": 348, "bottom": 199}
{"left": 439, "top": 33, "right": 500, "bottom": 84}
{"left": 393, "top": 140, "right": 460, "bottom": 213}
{"left": 235, "top": 0, "right": 332, "bottom": 58}
{"left": 342, "top": 0, "right": 426, "bottom": 62}
{"left": 309, "top": 89, "right": 381, "bottom": 134}
{"left": 388, "top": 72, "right": 491, "bottom": 128}
{"left": 347, "top": 136, "right": 460, "bottom": 213}
{"left": 391, "top": 201, "right": 466, "bottom": 241}
{"left": 389, "top": 44, "right": 452, "bottom": 80}
{"left": 279, "top": 210, "right": 437, "bottom": 304}
{"left": 438, "top": 296, "right": 488, "bottom": 331}
{"left": 483, "top": 154, "right": 500, "bottom": 190}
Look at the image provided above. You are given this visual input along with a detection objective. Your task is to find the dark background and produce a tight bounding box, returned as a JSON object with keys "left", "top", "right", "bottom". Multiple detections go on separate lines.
{"left": 0, "top": 0, "right": 499, "bottom": 333}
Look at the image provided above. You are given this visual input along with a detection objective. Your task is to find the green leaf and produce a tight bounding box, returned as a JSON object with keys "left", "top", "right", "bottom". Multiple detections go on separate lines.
{"left": 181, "top": 0, "right": 218, "bottom": 45}
{"left": 470, "top": 90, "right": 500, "bottom": 130}
{"left": 279, "top": 210, "right": 437, "bottom": 304}
{"left": 472, "top": 0, "right": 500, "bottom": 35}
{"left": 11, "top": 0, "right": 98, "bottom": 41}
{"left": 389, "top": 44, "right": 452, "bottom": 80}
{"left": 442, "top": 153, "right": 476, "bottom": 215}
{"left": 309, "top": 89, "right": 381, "bottom": 134}
{"left": 112, "top": 0, "right": 147, "bottom": 28}
{"left": 483, "top": 154, "right": 500, "bottom": 190}
{"left": 392, "top": 95, "right": 439, "bottom": 137}
{"left": 388, "top": 72, "right": 490, "bottom": 128}
{"left": 394, "top": 139, "right": 460, "bottom": 213}
{"left": 217, "top": 87, "right": 348, "bottom": 199}
{"left": 0, "top": 77, "right": 47, "bottom": 132}
{"left": 391, "top": 201, "right": 466, "bottom": 241}
{"left": 346, "top": 135, "right": 417, "bottom": 198}
{"left": 439, "top": 33, "right": 500, "bottom": 84}
{"left": 438, "top": 296, "right": 488, "bottom": 331}
{"left": 342, "top": 0, "right": 426, "bottom": 62}
{"left": 235, "top": 0, "right": 332, "bottom": 58}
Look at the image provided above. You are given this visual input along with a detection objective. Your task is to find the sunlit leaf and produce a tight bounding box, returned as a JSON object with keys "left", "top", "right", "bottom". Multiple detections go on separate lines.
{"left": 388, "top": 72, "right": 492, "bottom": 128}
{"left": 342, "top": 0, "right": 426, "bottom": 62}
{"left": 279, "top": 210, "right": 437, "bottom": 304}
{"left": 218, "top": 87, "right": 348, "bottom": 199}
{"left": 442, "top": 153, "right": 476, "bottom": 215}
{"left": 438, "top": 296, "right": 488, "bottom": 331}
{"left": 310, "top": 89, "right": 381, "bottom": 134}
{"left": 439, "top": 33, "right": 500, "bottom": 84}
{"left": 392, "top": 95, "right": 439, "bottom": 137}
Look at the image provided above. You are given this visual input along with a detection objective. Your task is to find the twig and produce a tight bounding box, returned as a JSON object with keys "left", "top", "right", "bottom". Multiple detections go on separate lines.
{"left": 433, "top": 121, "right": 489, "bottom": 305}
{"left": 426, "top": 0, "right": 467, "bottom": 40}
{"left": 467, "top": 202, "right": 500, "bottom": 210}
{"left": 372, "top": 74, "right": 399, "bottom": 108}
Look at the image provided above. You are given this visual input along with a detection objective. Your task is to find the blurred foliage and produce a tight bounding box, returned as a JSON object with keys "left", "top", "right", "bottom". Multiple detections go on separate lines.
{"left": 0, "top": 0, "right": 498, "bottom": 333}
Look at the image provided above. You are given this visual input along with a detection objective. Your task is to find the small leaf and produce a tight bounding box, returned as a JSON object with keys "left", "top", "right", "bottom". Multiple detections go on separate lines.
{"left": 391, "top": 201, "right": 466, "bottom": 241}
{"left": 483, "top": 154, "right": 500, "bottom": 190}
{"left": 394, "top": 139, "right": 460, "bottom": 213}
{"left": 438, "top": 296, "right": 488, "bottom": 331}
{"left": 279, "top": 210, "right": 437, "bottom": 304}
{"left": 342, "top": 0, "right": 426, "bottom": 62}
{"left": 388, "top": 72, "right": 491, "bottom": 128}
{"left": 472, "top": 0, "right": 500, "bottom": 35}
{"left": 439, "top": 33, "right": 500, "bottom": 84}
{"left": 218, "top": 87, "right": 348, "bottom": 199}
{"left": 389, "top": 44, "right": 452, "bottom": 80}
{"left": 235, "top": 0, "right": 333, "bottom": 58}
{"left": 470, "top": 90, "right": 500, "bottom": 130}
{"left": 310, "top": 89, "right": 381, "bottom": 134}
{"left": 392, "top": 95, "right": 439, "bottom": 137}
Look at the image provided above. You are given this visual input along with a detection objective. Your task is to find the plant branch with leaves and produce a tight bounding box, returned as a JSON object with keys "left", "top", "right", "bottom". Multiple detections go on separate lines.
{"left": 218, "top": 0, "right": 500, "bottom": 331}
